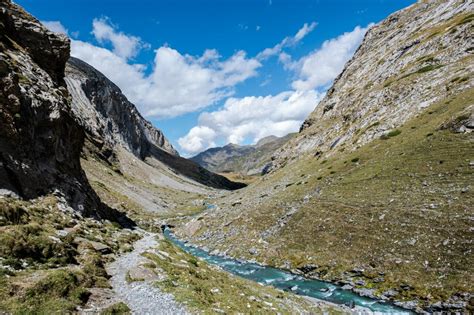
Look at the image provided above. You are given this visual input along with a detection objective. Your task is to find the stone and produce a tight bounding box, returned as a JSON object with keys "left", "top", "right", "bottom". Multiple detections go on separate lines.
{"left": 298, "top": 264, "right": 317, "bottom": 274}
{"left": 182, "top": 220, "right": 201, "bottom": 237}
{"left": 401, "top": 284, "right": 413, "bottom": 291}
{"left": 354, "top": 288, "right": 375, "bottom": 298}
{"left": 382, "top": 289, "right": 398, "bottom": 298}
{"left": 248, "top": 247, "right": 258, "bottom": 255}
{"left": 128, "top": 265, "right": 158, "bottom": 281}
{"left": 74, "top": 237, "right": 111, "bottom": 254}
{"left": 0, "top": 189, "right": 19, "bottom": 199}
{"left": 342, "top": 284, "right": 353, "bottom": 290}
{"left": 355, "top": 279, "right": 366, "bottom": 286}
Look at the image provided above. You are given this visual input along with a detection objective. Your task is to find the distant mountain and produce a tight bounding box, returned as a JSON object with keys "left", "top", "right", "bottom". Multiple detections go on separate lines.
{"left": 191, "top": 134, "right": 294, "bottom": 176}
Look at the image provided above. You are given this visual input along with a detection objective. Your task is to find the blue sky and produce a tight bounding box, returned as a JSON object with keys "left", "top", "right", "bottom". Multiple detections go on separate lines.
{"left": 17, "top": 0, "right": 414, "bottom": 156}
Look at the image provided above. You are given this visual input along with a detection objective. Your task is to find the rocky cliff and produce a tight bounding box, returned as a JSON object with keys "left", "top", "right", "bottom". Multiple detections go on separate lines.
{"left": 191, "top": 134, "right": 294, "bottom": 175}
{"left": 65, "top": 57, "right": 178, "bottom": 159}
{"left": 0, "top": 0, "right": 128, "bottom": 221}
{"left": 271, "top": 0, "right": 473, "bottom": 170}
{"left": 65, "top": 57, "right": 245, "bottom": 190}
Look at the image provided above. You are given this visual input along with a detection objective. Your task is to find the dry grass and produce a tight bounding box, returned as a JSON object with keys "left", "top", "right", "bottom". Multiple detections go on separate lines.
{"left": 189, "top": 87, "right": 474, "bottom": 309}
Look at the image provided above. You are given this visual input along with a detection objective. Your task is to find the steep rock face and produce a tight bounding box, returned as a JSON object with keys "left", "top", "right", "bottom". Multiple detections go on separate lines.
{"left": 271, "top": 0, "right": 473, "bottom": 170}
{"left": 0, "top": 1, "right": 131, "bottom": 223}
{"left": 65, "top": 57, "right": 178, "bottom": 159}
{"left": 191, "top": 134, "right": 294, "bottom": 175}
{"left": 65, "top": 57, "right": 245, "bottom": 190}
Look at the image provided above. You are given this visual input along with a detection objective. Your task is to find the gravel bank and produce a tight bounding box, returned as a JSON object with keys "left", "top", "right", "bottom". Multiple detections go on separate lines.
{"left": 107, "top": 231, "right": 189, "bottom": 315}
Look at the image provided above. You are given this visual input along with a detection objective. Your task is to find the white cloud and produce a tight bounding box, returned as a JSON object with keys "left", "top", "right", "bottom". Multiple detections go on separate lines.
{"left": 178, "top": 126, "right": 217, "bottom": 154}
{"left": 92, "top": 18, "right": 147, "bottom": 60}
{"left": 294, "top": 22, "right": 317, "bottom": 42}
{"left": 69, "top": 16, "right": 371, "bottom": 156}
{"left": 257, "top": 22, "right": 316, "bottom": 61}
{"left": 291, "top": 24, "right": 371, "bottom": 91}
{"left": 179, "top": 24, "right": 373, "bottom": 155}
{"left": 178, "top": 90, "right": 323, "bottom": 154}
{"left": 41, "top": 20, "right": 68, "bottom": 35}
{"left": 71, "top": 19, "right": 261, "bottom": 119}
{"left": 70, "top": 19, "right": 320, "bottom": 121}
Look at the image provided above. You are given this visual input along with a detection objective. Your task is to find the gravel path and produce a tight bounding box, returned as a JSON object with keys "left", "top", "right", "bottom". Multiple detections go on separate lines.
{"left": 107, "top": 231, "right": 189, "bottom": 315}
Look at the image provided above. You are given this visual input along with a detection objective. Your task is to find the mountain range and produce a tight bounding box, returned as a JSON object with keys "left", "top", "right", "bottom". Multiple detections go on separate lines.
{"left": 191, "top": 134, "right": 294, "bottom": 176}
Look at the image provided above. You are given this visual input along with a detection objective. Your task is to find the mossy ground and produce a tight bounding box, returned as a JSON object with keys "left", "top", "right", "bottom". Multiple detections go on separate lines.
{"left": 0, "top": 196, "right": 140, "bottom": 313}
{"left": 190, "top": 87, "right": 474, "bottom": 309}
{"left": 143, "top": 238, "right": 345, "bottom": 314}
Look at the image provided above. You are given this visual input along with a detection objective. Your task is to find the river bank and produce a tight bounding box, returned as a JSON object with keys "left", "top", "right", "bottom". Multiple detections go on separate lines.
{"left": 163, "top": 227, "right": 413, "bottom": 314}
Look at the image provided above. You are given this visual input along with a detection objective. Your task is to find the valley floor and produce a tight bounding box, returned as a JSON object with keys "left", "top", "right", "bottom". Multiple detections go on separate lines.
{"left": 83, "top": 228, "right": 347, "bottom": 314}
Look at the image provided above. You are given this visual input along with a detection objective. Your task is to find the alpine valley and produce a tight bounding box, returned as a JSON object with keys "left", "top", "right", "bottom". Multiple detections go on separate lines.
{"left": 0, "top": 0, "right": 472, "bottom": 314}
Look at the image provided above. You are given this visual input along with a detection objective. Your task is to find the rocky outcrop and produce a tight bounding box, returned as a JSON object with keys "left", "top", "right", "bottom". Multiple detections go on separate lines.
{"left": 0, "top": 0, "right": 132, "bottom": 224}
{"left": 271, "top": 0, "right": 473, "bottom": 170}
{"left": 65, "top": 57, "right": 245, "bottom": 190}
{"left": 65, "top": 57, "right": 178, "bottom": 159}
{"left": 191, "top": 134, "right": 294, "bottom": 175}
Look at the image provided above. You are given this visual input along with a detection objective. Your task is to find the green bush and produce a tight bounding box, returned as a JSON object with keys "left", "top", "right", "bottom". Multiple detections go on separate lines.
{"left": 16, "top": 270, "right": 91, "bottom": 313}
{"left": 0, "top": 224, "right": 76, "bottom": 266}
{"left": 0, "top": 204, "right": 29, "bottom": 225}
{"left": 101, "top": 302, "right": 131, "bottom": 315}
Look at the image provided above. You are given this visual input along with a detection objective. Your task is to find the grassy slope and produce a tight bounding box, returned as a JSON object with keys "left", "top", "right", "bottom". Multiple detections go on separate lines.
{"left": 189, "top": 87, "right": 473, "bottom": 308}
{"left": 143, "top": 238, "right": 345, "bottom": 314}
{"left": 80, "top": 149, "right": 213, "bottom": 231}
{"left": 0, "top": 196, "right": 140, "bottom": 313}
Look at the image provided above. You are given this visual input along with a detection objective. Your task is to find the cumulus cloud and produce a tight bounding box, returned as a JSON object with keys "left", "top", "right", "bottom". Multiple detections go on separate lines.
{"left": 291, "top": 24, "right": 371, "bottom": 91}
{"left": 68, "top": 16, "right": 370, "bottom": 155}
{"left": 92, "top": 18, "right": 147, "bottom": 60}
{"left": 178, "top": 126, "right": 217, "bottom": 154}
{"left": 71, "top": 19, "right": 261, "bottom": 119}
{"left": 178, "top": 24, "right": 372, "bottom": 155}
{"left": 178, "top": 90, "right": 323, "bottom": 154}
{"left": 256, "top": 22, "right": 317, "bottom": 61}
{"left": 41, "top": 20, "right": 68, "bottom": 35}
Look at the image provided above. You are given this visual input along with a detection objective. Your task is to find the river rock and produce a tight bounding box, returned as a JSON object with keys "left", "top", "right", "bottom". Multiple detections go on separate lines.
{"left": 298, "top": 264, "right": 318, "bottom": 274}
{"left": 248, "top": 247, "right": 258, "bottom": 255}
{"left": 342, "top": 284, "right": 353, "bottom": 290}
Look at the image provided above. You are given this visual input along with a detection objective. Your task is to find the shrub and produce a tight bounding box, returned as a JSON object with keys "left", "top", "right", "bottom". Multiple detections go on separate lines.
{"left": 0, "top": 204, "right": 29, "bottom": 225}
{"left": 381, "top": 129, "right": 401, "bottom": 140}
{"left": 101, "top": 302, "right": 131, "bottom": 315}
{"left": 19, "top": 270, "right": 91, "bottom": 313}
{"left": 0, "top": 224, "right": 76, "bottom": 266}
